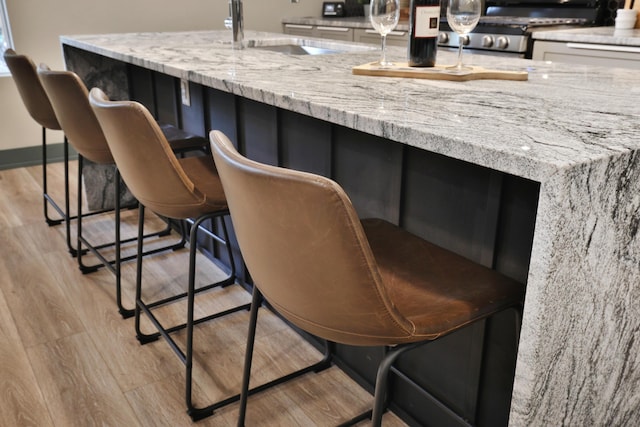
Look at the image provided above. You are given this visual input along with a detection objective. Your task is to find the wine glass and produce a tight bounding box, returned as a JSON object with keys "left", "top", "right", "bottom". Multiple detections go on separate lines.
{"left": 446, "top": 0, "right": 481, "bottom": 72}
{"left": 370, "top": 0, "right": 401, "bottom": 68}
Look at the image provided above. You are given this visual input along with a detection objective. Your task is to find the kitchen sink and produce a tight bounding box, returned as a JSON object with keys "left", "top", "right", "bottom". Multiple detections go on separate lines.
{"left": 252, "top": 44, "right": 342, "bottom": 55}
{"left": 245, "top": 38, "right": 376, "bottom": 55}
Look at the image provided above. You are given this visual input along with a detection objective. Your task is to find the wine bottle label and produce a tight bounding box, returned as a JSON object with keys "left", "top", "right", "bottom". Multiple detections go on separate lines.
{"left": 414, "top": 6, "right": 440, "bottom": 38}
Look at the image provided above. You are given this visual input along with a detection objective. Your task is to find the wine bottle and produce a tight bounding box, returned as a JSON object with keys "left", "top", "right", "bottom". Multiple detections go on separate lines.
{"left": 408, "top": 0, "right": 441, "bottom": 67}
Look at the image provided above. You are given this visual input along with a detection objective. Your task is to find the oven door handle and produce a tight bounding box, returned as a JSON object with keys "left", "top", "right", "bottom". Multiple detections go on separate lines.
{"left": 566, "top": 42, "right": 640, "bottom": 54}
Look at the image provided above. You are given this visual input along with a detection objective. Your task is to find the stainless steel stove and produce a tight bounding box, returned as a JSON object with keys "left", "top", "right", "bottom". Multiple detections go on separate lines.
{"left": 438, "top": 0, "right": 611, "bottom": 58}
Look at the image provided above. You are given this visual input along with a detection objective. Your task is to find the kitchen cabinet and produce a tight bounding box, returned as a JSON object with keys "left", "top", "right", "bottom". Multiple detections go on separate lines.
{"left": 282, "top": 23, "right": 315, "bottom": 38}
{"left": 315, "top": 25, "right": 354, "bottom": 41}
{"left": 353, "top": 28, "right": 409, "bottom": 46}
{"left": 283, "top": 23, "right": 355, "bottom": 42}
{"left": 283, "top": 18, "right": 409, "bottom": 46}
{"left": 532, "top": 40, "right": 640, "bottom": 69}
{"left": 531, "top": 27, "right": 640, "bottom": 69}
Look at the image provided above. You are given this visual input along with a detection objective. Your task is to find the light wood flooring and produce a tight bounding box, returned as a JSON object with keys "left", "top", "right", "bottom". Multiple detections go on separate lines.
{"left": 0, "top": 161, "right": 408, "bottom": 427}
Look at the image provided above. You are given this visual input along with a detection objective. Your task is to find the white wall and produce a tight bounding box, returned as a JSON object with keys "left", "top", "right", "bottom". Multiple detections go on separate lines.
{"left": 1, "top": 0, "right": 323, "bottom": 151}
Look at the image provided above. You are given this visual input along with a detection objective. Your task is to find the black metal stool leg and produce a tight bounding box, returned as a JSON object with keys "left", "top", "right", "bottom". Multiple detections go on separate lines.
{"left": 63, "top": 137, "right": 79, "bottom": 257}
{"left": 76, "top": 155, "right": 89, "bottom": 273}
{"left": 41, "top": 127, "right": 64, "bottom": 226}
{"left": 114, "top": 169, "right": 134, "bottom": 318}
{"left": 43, "top": 132, "right": 83, "bottom": 259}
{"left": 185, "top": 214, "right": 228, "bottom": 419}
{"left": 134, "top": 204, "right": 157, "bottom": 343}
{"left": 237, "top": 286, "right": 262, "bottom": 427}
{"left": 183, "top": 214, "right": 245, "bottom": 420}
{"left": 76, "top": 156, "right": 100, "bottom": 274}
{"left": 333, "top": 342, "right": 425, "bottom": 427}
{"left": 370, "top": 343, "right": 423, "bottom": 426}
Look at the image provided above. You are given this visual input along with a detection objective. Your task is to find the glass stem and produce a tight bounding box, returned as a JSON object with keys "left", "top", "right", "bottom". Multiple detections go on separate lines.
{"left": 381, "top": 35, "right": 387, "bottom": 65}
{"left": 456, "top": 43, "right": 463, "bottom": 69}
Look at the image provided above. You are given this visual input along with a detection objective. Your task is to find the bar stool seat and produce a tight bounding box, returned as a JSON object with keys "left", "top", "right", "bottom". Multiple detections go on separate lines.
{"left": 208, "top": 129, "right": 526, "bottom": 426}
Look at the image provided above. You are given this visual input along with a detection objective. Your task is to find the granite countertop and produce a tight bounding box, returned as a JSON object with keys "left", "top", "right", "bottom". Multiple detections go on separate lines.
{"left": 283, "top": 16, "right": 410, "bottom": 31}
{"left": 61, "top": 30, "right": 639, "bottom": 184}
{"left": 532, "top": 26, "right": 640, "bottom": 46}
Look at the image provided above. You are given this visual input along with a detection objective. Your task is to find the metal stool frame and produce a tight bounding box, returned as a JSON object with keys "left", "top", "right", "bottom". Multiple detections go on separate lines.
{"left": 133, "top": 205, "right": 336, "bottom": 421}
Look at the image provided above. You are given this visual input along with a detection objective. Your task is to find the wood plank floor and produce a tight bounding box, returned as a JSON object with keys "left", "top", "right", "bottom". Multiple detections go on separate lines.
{"left": 0, "top": 161, "right": 408, "bottom": 427}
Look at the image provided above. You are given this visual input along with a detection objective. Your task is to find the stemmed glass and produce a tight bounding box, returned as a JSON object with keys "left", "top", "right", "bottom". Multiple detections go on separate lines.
{"left": 446, "top": 0, "right": 481, "bottom": 72}
{"left": 370, "top": 0, "right": 401, "bottom": 68}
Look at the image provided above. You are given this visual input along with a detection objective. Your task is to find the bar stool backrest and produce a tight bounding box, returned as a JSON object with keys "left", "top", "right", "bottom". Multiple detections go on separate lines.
{"left": 209, "top": 130, "right": 415, "bottom": 346}
{"left": 37, "top": 65, "right": 113, "bottom": 165}
{"left": 3, "top": 49, "right": 60, "bottom": 130}
{"left": 88, "top": 88, "right": 212, "bottom": 220}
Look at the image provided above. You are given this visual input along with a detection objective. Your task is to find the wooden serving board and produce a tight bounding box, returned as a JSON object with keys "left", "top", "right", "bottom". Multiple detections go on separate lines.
{"left": 352, "top": 62, "right": 529, "bottom": 81}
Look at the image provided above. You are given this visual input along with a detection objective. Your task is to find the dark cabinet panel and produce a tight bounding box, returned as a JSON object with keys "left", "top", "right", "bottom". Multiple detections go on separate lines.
{"left": 180, "top": 81, "right": 205, "bottom": 137}
{"left": 401, "top": 146, "right": 503, "bottom": 268}
{"left": 493, "top": 175, "right": 539, "bottom": 283}
{"left": 237, "top": 98, "right": 278, "bottom": 166}
{"left": 333, "top": 126, "right": 403, "bottom": 223}
{"left": 206, "top": 88, "right": 239, "bottom": 147}
{"left": 154, "top": 73, "right": 179, "bottom": 127}
{"left": 129, "top": 68, "right": 204, "bottom": 138}
{"left": 128, "top": 65, "right": 156, "bottom": 116}
{"left": 279, "top": 110, "right": 332, "bottom": 177}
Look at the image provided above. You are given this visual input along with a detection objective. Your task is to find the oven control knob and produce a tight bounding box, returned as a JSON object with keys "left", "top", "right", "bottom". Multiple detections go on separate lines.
{"left": 482, "top": 35, "right": 494, "bottom": 48}
{"left": 439, "top": 32, "right": 449, "bottom": 44}
{"left": 459, "top": 35, "right": 470, "bottom": 46}
{"left": 496, "top": 36, "right": 509, "bottom": 49}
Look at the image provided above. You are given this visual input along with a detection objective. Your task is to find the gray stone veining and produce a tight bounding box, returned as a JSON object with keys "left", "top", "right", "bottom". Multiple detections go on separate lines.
{"left": 61, "top": 30, "right": 640, "bottom": 426}
{"left": 61, "top": 30, "right": 640, "bottom": 183}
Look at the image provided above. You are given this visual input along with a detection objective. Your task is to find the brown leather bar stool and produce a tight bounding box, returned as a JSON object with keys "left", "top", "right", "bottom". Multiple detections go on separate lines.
{"left": 209, "top": 130, "right": 526, "bottom": 427}
{"left": 3, "top": 48, "right": 76, "bottom": 254}
{"left": 37, "top": 64, "right": 207, "bottom": 318}
{"left": 89, "top": 87, "right": 256, "bottom": 421}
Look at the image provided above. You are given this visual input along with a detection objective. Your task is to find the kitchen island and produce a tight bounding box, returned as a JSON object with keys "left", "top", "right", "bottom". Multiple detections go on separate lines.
{"left": 61, "top": 30, "right": 640, "bottom": 426}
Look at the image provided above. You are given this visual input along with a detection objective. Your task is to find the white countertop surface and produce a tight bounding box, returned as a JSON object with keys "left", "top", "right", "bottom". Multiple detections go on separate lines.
{"left": 60, "top": 30, "right": 640, "bottom": 184}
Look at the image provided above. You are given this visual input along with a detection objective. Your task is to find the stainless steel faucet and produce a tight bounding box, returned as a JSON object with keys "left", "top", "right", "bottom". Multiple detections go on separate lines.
{"left": 226, "top": 0, "right": 244, "bottom": 48}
